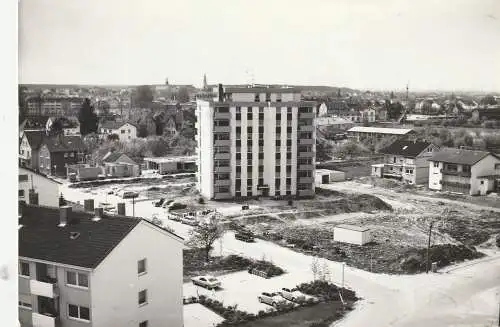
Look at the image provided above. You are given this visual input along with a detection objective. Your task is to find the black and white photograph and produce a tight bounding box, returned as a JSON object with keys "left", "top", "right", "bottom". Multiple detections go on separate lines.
{"left": 4, "top": 0, "right": 500, "bottom": 326}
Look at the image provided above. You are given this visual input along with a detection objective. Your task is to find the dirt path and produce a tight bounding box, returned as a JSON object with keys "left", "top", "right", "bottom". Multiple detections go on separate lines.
{"left": 320, "top": 182, "right": 500, "bottom": 213}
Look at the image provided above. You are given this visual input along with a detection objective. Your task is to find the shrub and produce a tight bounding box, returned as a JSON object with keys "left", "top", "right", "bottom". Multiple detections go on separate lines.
{"left": 169, "top": 202, "right": 187, "bottom": 211}
{"left": 249, "top": 260, "right": 285, "bottom": 277}
{"left": 496, "top": 235, "right": 500, "bottom": 248}
{"left": 198, "top": 197, "right": 205, "bottom": 204}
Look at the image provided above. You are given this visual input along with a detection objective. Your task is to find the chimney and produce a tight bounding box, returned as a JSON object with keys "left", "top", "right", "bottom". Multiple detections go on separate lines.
{"left": 218, "top": 84, "right": 224, "bottom": 102}
{"left": 93, "top": 207, "right": 104, "bottom": 221}
{"left": 59, "top": 206, "right": 72, "bottom": 227}
{"left": 117, "top": 203, "right": 126, "bottom": 216}
{"left": 84, "top": 199, "right": 94, "bottom": 212}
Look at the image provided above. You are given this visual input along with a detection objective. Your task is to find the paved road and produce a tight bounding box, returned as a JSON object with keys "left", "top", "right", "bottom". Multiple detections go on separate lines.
{"left": 62, "top": 184, "right": 500, "bottom": 327}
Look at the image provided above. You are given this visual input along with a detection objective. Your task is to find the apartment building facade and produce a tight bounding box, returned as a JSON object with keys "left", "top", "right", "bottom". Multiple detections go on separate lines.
{"left": 428, "top": 148, "right": 500, "bottom": 195}
{"left": 26, "top": 97, "right": 84, "bottom": 117}
{"left": 372, "top": 140, "right": 438, "bottom": 184}
{"left": 196, "top": 86, "right": 316, "bottom": 200}
{"left": 19, "top": 204, "right": 184, "bottom": 327}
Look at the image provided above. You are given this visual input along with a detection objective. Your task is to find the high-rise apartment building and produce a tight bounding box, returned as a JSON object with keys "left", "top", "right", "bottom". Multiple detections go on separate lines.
{"left": 196, "top": 85, "right": 316, "bottom": 200}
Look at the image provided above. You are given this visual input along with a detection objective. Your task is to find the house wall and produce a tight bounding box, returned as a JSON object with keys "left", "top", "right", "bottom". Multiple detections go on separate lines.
{"left": 38, "top": 146, "right": 52, "bottom": 176}
{"left": 90, "top": 223, "right": 183, "bottom": 327}
{"left": 19, "top": 168, "right": 60, "bottom": 207}
{"left": 114, "top": 123, "right": 137, "bottom": 142}
{"left": 196, "top": 100, "right": 214, "bottom": 199}
{"left": 429, "top": 161, "right": 442, "bottom": 190}
{"left": 334, "top": 228, "right": 371, "bottom": 246}
{"left": 471, "top": 155, "right": 500, "bottom": 195}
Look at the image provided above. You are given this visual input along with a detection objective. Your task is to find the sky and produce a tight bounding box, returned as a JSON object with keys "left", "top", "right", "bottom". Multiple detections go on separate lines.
{"left": 18, "top": 0, "right": 500, "bottom": 91}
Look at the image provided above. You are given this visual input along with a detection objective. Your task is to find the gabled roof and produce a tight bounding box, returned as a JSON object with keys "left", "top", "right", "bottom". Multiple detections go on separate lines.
{"left": 19, "top": 167, "right": 62, "bottom": 185}
{"left": 19, "top": 205, "right": 183, "bottom": 269}
{"left": 22, "top": 130, "right": 45, "bottom": 149}
{"left": 379, "top": 140, "right": 433, "bottom": 158}
{"left": 102, "top": 152, "right": 131, "bottom": 163}
{"left": 430, "top": 148, "right": 500, "bottom": 165}
{"left": 42, "top": 136, "right": 86, "bottom": 153}
{"left": 101, "top": 121, "right": 138, "bottom": 130}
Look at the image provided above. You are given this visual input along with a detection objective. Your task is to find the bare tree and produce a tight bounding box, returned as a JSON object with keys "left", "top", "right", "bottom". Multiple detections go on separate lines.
{"left": 187, "top": 219, "right": 225, "bottom": 262}
{"left": 311, "top": 256, "right": 320, "bottom": 280}
{"left": 322, "top": 260, "right": 331, "bottom": 282}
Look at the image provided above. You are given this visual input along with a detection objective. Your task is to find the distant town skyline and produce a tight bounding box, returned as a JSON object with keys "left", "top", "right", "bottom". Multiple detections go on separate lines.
{"left": 19, "top": 0, "right": 500, "bottom": 92}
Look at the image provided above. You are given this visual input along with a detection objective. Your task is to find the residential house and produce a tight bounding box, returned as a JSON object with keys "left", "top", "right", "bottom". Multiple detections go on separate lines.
{"left": 19, "top": 131, "right": 45, "bottom": 169}
{"left": 428, "top": 148, "right": 500, "bottom": 195}
{"left": 376, "top": 108, "right": 388, "bottom": 121}
{"left": 18, "top": 167, "right": 61, "bottom": 207}
{"left": 18, "top": 204, "right": 184, "bottom": 327}
{"left": 144, "top": 156, "right": 197, "bottom": 174}
{"left": 102, "top": 151, "right": 141, "bottom": 177}
{"left": 99, "top": 121, "right": 138, "bottom": 142}
{"left": 163, "top": 116, "right": 178, "bottom": 137}
{"left": 360, "top": 108, "right": 376, "bottom": 123}
{"left": 372, "top": 140, "right": 439, "bottom": 184}
{"left": 315, "top": 116, "right": 355, "bottom": 130}
{"left": 46, "top": 117, "right": 80, "bottom": 136}
{"left": 38, "top": 136, "right": 86, "bottom": 177}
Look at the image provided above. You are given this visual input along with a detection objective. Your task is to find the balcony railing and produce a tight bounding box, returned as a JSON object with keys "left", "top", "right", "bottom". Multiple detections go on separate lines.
{"left": 214, "top": 140, "right": 231, "bottom": 146}
{"left": 299, "top": 152, "right": 315, "bottom": 158}
{"left": 299, "top": 176, "right": 314, "bottom": 183}
{"left": 213, "top": 126, "right": 231, "bottom": 133}
{"left": 298, "top": 125, "right": 314, "bottom": 132}
{"left": 214, "top": 153, "right": 230, "bottom": 160}
{"left": 441, "top": 169, "right": 471, "bottom": 177}
{"left": 299, "top": 139, "right": 314, "bottom": 145}
{"left": 299, "top": 112, "right": 314, "bottom": 119}
{"left": 214, "top": 192, "right": 232, "bottom": 200}
{"left": 214, "top": 179, "right": 231, "bottom": 186}
{"left": 214, "top": 112, "right": 231, "bottom": 119}
{"left": 298, "top": 189, "right": 315, "bottom": 197}
{"left": 32, "top": 312, "right": 58, "bottom": 327}
{"left": 298, "top": 164, "right": 314, "bottom": 170}
{"left": 30, "top": 278, "right": 58, "bottom": 298}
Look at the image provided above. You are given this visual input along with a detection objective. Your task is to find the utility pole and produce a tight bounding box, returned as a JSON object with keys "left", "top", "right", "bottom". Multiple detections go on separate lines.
{"left": 132, "top": 196, "right": 136, "bottom": 217}
{"left": 426, "top": 221, "right": 434, "bottom": 274}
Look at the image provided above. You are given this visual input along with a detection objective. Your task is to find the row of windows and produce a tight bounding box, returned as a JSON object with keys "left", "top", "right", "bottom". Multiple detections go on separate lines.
{"left": 234, "top": 190, "right": 293, "bottom": 197}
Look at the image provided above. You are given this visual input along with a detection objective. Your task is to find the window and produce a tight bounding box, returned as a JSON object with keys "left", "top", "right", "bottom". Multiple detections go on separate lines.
{"left": 138, "top": 290, "right": 148, "bottom": 306}
{"left": 254, "top": 94, "right": 260, "bottom": 102}
{"left": 259, "top": 113, "right": 264, "bottom": 121}
{"left": 128, "top": 129, "right": 131, "bottom": 133}
{"left": 18, "top": 301, "right": 32, "bottom": 310}
{"left": 70, "top": 152, "right": 74, "bottom": 158}
{"left": 139, "top": 321, "right": 149, "bottom": 327}
{"left": 247, "top": 126, "right": 252, "bottom": 134}
{"left": 20, "top": 261, "right": 29, "bottom": 277}
{"left": 247, "top": 113, "right": 253, "bottom": 120}
{"left": 236, "top": 126, "right": 241, "bottom": 134}
{"left": 433, "top": 162, "right": 439, "bottom": 168}
{"left": 276, "top": 113, "right": 281, "bottom": 120}
{"left": 276, "top": 127, "right": 281, "bottom": 133}
{"left": 138, "top": 259, "right": 147, "bottom": 275}
{"left": 19, "top": 189, "right": 25, "bottom": 197}
{"left": 68, "top": 304, "right": 90, "bottom": 321}
{"left": 64, "top": 153, "right": 68, "bottom": 158}
{"left": 275, "top": 153, "right": 281, "bottom": 159}
{"left": 236, "top": 113, "right": 241, "bottom": 120}
{"left": 121, "top": 130, "right": 126, "bottom": 134}
{"left": 287, "top": 107, "right": 292, "bottom": 113}
{"left": 67, "top": 271, "right": 89, "bottom": 288}
{"left": 275, "top": 140, "right": 280, "bottom": 146}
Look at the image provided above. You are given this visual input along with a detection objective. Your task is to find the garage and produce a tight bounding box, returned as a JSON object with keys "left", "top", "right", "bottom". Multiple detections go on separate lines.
{"left": 333, "top": 224, "right": 372, "bottom": 246}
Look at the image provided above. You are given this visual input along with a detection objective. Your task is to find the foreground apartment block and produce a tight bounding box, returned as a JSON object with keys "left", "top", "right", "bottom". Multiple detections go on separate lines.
{"left": 372, "top": 140, "right": 438, "bottom": 185}
{"left": 18, "top": 204, "right": 184, "bottom": 327}
{"left": 196, "top": 85, "right": 316, "bottom": 200}
{"left": 428, "top": 148, "right": 500, "bottom": 195}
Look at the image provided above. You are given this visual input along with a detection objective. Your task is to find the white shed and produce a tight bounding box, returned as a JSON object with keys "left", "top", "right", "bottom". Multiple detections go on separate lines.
{"left": 315, "top": 169, "right": 346, "bottom": 185}
{"left": 333, "top": 224, "right": 372, "bottom": 246}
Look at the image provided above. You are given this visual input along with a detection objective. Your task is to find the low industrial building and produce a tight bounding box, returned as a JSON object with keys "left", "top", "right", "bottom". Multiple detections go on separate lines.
{"left": 144, "top": 156, "right": 197, "bottom": 174}
{"left": 315, "top": 169, "right": 346, "bottom": 185}
{"left": 333, "top": 224, "right": 372, "bottom": 246}
{"left": 347, "top": 126, "right": 415, "bottom": 140}
{"left": 67, "top": 164, "right": 102, "bottom": 181}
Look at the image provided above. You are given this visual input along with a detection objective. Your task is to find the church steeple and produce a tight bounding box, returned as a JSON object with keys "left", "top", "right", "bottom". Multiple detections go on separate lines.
{"left": 203, "top": 74, "right": 208, "bottom": 90}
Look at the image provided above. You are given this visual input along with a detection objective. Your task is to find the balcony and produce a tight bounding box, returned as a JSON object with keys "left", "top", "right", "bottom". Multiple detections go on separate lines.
{"left": 214, "top": 192, "right": 232, "bottom": 200}
{"left": 299, "top": 177, "right": 314, "bottom": 183}
{"left": 214, "top": 179, "right": 231, "bottom": 186}
{"left": 213, "top": 126, "right": 230, "bottom": 133}
{"left": 30, "top": 278, "right": 58, "bottom": 298}
{"left": 214, "top": 153, "right": 230, "bottom": 160}
{"left": 299, "top": 152, "right": 315, "bottom": 158}
{"left": 32, "top": 312, "right": 58, "bottom": 327}
{"left": 214, "top": 166, "right": 231, "bottom": 173}
{"left": 214, "top": 140, "right": 230, "bottom": 146}
{"left": 214, "top": 112, "right": 231, "bottom": 119}
{"left": 299, "top": 112, "right": 314, "bottom": 119}
{"left": 298, "top": 164, "right": 314, "bottom": 170}
{"left": 298, "top": 189, "right": 315, "bottom": 197}
{"left": 441, "top": 169, "right": 471, "bottom": 177}
{"left": 299, "top": 139, "right": 314, "bottom": 145}
{"left": 298, "top": 125, "right": 314, "bottom": 132}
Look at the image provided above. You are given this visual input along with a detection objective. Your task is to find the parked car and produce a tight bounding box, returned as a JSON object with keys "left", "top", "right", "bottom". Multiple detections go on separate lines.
{"left": 153, "top": 198, "right": 165, "bottom": 207}
{"left": 258, "top": 292, "right": 287, "bottom": 307}
{"left": 279, "top": 288, "right": 306, "bottom": 302}
{"left": 235, "top": 231, "right": 255, "bottom": 242}
{"left": 181, "top": 216, "right": 199, "bottom": 226}
{"left": 122, "top": 191, "right": 138, "bottom": 199}
{"left": 162, "top": 199, "right": 174, "bottom": 208}
{"left": 168, "top": 213, "right": 181, "bottom": 222}
{"left": 191, "top": 275, "right": 221, "bottom": 290}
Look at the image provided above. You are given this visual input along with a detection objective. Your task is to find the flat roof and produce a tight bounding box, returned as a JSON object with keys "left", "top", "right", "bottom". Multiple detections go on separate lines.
{"left": 316, "top": 169, "right": 345, "bottom": 174}
{"left": 335, "top": 224, "right": 371, "bottom": 232}
{"left": 347, "top": 126, "right": 414, "bottom": 135}
{"left": 143, "top": 156, "right": 197, "bottom": 163}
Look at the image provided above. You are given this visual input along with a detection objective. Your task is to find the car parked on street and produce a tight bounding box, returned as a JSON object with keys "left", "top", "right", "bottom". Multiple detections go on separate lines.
{"left": 191, "top": 275, "right": 221, "bottom": 290}
{"left": 279, "top": 288, "right": 306, "bottom": 302}
{"left": 122, "top": 191, "right": 138, "bottom": 199}
{"left": 168, "top": 213, "right": 181, "bottom": 222}
{"left": 258, "top": 292, "right": 287, "bottom": 307}
{"left": 153, "top": 198, "right": 165, "bottom": 207}
{"left": 235, "top": 231, "right": 255, "bottom": 242}
{"left": 181, "top": 216, "right": 199, "bottom": 226}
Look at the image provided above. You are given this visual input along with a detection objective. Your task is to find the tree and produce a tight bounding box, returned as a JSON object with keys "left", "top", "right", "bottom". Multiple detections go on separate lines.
{"left": 107, "top": 134, "right": 119, "bottom": 141}
{"left": 137, "top": 124, "right": 149, "bottom": 138}
{"left": 78, "top": 98, "right": 98, "bottom": 136}
{"left": 177, "top": 87, "right": 190, "bottom": 103}
{"left": 134, "top": 85, "right": 154, "bottom": 108}
{"left": 333, "top": 140, "right": 370, "bottom": 159}
{"left": 311, "top": 257, "right": 320, "bottom": 280}
{"left": 46, "top": 118, "right": 64, "bottom": 136}
{"left": 387, "top": 102, "right": 404, "bottom": 120}
{"left": 18, "top": 86, "right": 28, "bottom": 122}
{"left": 187, "top": 219, "right": 224, "bottom": 262}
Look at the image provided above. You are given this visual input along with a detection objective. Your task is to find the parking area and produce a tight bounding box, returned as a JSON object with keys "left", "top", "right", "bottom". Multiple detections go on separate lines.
{"left": 183, "top": 303, "right": 224, "bottom": 327}
{"left": 183, "top": 270, "right": 314, "bottom": 314}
